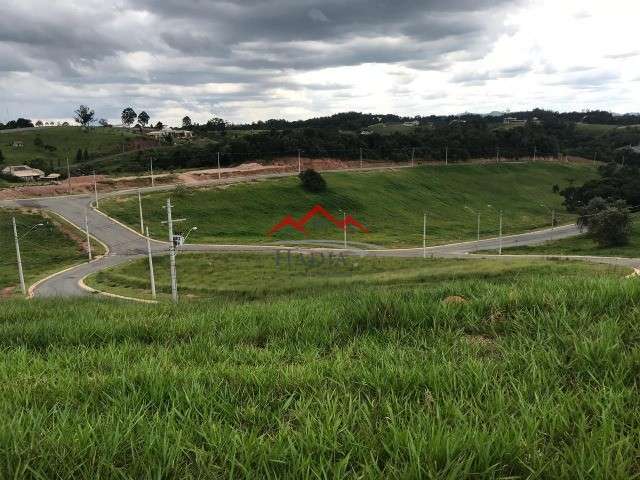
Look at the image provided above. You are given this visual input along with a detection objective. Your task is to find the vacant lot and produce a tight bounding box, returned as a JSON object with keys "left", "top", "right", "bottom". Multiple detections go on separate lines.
{"left": 100, "top": 163, "right": 596, "bottom": 247}
{"left": 0, "top": 209, "right": 104, "bottom": 295}
{"left": 0, "top": 266, "right": 638, "bottom": 478}
{"left": 87, "top": 252, "right": 622, "bottom": 301}
{"left": 0, "top": 126, "right": 142, "bottom": 168}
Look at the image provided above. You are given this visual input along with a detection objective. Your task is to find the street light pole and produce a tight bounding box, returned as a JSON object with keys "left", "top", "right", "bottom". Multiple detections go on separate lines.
{"left": 84, "top": 210, "right": 92, "bottom": 261}
{"left": 423, "top": 212, "right": 427, "bottom": 258}
{"left": 138, "top": 191, "right": 144, "bottom": 234}
{"left": 150, "top": 157, "right": 155, "bottom": 187}
{"left": 66, "top": 156, "right": 72, "bottom": 195}
{"left": 343, "top": 211, "right": 347, "bottom": 249}
{"left": 499, "top": 210, "right": 503, "bottom": 255}
{"left": 166, "top": 198, "right": 178, "bottom": 303}
{"left": 93, "top": 171, "right": 99, "bottom": 208}
{"left": 146, "top": 226, "right": 156, "bottom": 300}
{"left": 12, "top": 217, "right": 26, "bottom": 296}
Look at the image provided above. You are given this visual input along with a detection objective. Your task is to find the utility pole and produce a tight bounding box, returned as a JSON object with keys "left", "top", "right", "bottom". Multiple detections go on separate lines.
{"left": 166, "top": 198, "right": 178, "bottom": 303}
{"left": 146, "top": 226, "right": 156, "bottom": 300}
{"left": 217, "top": 152, "right": 221, "bottom": 180}
{"left": 343, "top": 211, "right": 347, "bottom": 249}
{"left": 298, "top": 149, "right": 302, "bottom": 173}
{"left": 93, "top": 171, "right": 99, "bottom": 208}
{"left": 150, "top": 157, "right": 155, "bottom": 187}
{"left": 84, "top": 210, "right": 92, "bottom": 261}
{"left": 423, "top": 212, "right": 427, "bottom": 259}
{"left": 66, "top": 156, "right": 71, "bottom": 195}
{"left": 138, "top": 191, "right": 144, "bottom": 234}
{"left": 12, "top": 217, "right": 26, "bottom": 296}
{"left": 360, "top": 148, "right": 363, "bottom": 169}
{"left": 411, "top": 147, "right": 415, "bottom": 167}
{"left": 498, "top": 210, "right": 503, "bottom": 255}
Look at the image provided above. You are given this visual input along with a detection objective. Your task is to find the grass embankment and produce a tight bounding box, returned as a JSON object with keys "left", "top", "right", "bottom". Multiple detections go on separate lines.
{"left": 0, "top": 210, "right": 105, "bottom": 295}
{"left": 0, "top": 126, "right": 141, "bottom": 167}
{"left": 86, "top": 252, "right": 622, "bottom": 301}
{"left": 503, "top": 219, "right": 640, "bottom": 258}
{"left": 1, "top": 268, "right": 639, "bottom": 478}
{"left": 100, "top": 162, "right": 596, "bottom": 247}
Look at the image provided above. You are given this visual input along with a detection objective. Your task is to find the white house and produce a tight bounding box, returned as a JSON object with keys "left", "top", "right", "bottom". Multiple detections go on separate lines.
{"left": 1, "top": 165, "right": 45, "bottom": 181}
{"left": 403, "top": 120, "right": 419, "bottom": 127}
{"left": 147, "top": 128, "right": 193, "bottom": 140}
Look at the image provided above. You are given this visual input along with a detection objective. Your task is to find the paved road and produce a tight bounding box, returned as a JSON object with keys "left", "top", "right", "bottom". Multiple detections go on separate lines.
{"left": 2, "top": 180, "right": 639, "bottom": 299}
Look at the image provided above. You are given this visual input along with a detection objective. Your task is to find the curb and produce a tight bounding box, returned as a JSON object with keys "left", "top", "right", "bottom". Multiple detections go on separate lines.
{"left": 77, "top": 276, "right": 158, "bottom": 304}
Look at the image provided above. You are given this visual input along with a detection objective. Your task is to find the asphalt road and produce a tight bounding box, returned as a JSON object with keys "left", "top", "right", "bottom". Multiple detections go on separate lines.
{"left": 2, "top": 180, "right": 639, "bottom": 299}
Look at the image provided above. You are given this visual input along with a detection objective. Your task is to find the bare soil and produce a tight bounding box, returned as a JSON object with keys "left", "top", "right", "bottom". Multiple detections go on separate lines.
{"left": 0, "top": 156, "right": 596, "bottom": 200}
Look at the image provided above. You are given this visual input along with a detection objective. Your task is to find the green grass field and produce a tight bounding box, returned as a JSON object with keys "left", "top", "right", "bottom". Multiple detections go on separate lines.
{"left": 0, "top": 126, "right": 142, "bottom": 168}
{"left": 0, "top": 209, "right": 105, "bottom": 295}
{"left": 503, "top": 222, "right": 640, "bottom": 258}
{"left": 1, "top": 265, "right": 639, "bottom": 478}
{"left": 86, "top": 252, "right": 623, "bottom": 301}
{"left": 100, "top": 163, "right": 596, "bottom": 247}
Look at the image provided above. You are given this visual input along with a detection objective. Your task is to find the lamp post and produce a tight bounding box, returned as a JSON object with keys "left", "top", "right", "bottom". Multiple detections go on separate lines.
{"left": 464, "top": 206, "right": 481, "bottom": 248}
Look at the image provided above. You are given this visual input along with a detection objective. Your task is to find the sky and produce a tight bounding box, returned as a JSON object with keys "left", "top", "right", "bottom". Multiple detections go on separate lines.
{"left": 1, "top": 0, "right": 638, "bottom": 126}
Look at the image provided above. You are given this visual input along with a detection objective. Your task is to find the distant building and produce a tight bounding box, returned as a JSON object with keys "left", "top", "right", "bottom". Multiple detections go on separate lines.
{"left": 11, "top": 141, "right": 24, "bottom": 148}
{"left": 1, "top": 165, "right": 44, "bottom": 181}
{"left": 503, "top": 117, "right": 527, "bottom": 126}
{"left": 617, "top": 145, "right": 640, "bottom": 154}
{"left": 360, "top": 130, "right": 373, "bottom": 135}
{"left": 147, "top": 128, "right": 193, "bottom": 140}
{"left": 531, "top": 117, "right": 542, "bottom": 125}
{"left": 403, "top": 120, "right": 420, "bottom": 127}
{"left": 449, "top": 119, "right": 467, "bottom": 125}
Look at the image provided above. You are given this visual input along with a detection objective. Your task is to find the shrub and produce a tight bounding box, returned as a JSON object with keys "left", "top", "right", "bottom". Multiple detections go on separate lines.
{"left": 298, "top": 168, "right": 327, "bottom": 193}
{"left": 579, "top": 197, "right": 631, "bottom": 247}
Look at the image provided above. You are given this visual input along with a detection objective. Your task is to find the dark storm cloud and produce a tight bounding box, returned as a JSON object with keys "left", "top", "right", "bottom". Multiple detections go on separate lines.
{"left": 0, "top": 0, "right": 523, "bottom": 122}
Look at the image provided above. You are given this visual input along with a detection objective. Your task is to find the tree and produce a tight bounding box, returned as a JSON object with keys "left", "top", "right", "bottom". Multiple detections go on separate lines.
{"left": 205, "top": 117, "right": 226, "bottom": 132}
{"left": 74, "top": 105, "right": 95, "bottom": 127}
{"left": 138, "top": 111, "right": 150, "bottom": 127}
{"left": 35, "top": 120, "right": 43, "bottom": 127}
{"left": 98, "top": 118, "right": 110, "bottom": 127}
{"left": 155, "top": 121, "right": 164, "bottom": 129}
{"left": 75, "top": 148, "right": 83, "bottom": 163}
{"left": 182, "top": 116, "right": 192, "bottom": 129}
{"left": 83, "top": 149, "right": 89, "bottom": 161}
{"left": 121, "top": 108, "right": 137, "bottom": 128}
{"left": 580, "top": 197, "right": 631, "bottom": 247}
{"left": 298, "top": 169, "right": 327, "bottom": 193}
{"left": 0, "top": 149, "right": 4, "bottom": 164}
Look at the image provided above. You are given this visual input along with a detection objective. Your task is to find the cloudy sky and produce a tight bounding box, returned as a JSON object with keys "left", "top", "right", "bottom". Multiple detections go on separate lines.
{"left": 1, "top": 0, "right": 638, "bottom": 125}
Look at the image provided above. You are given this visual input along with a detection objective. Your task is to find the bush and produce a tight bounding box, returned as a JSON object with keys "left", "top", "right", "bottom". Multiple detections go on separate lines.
{"left": 579, "top": 197, "right": 631, "bottom": 247}
{"left": 298, "top": 169, "right": 327, "bottom": 193}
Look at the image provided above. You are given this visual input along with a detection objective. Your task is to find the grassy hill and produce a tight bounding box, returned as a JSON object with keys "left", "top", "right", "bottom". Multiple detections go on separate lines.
{"left": 87, "top": 252, "right": 623, "bottom": 301}
{"left": 0, "top": 126, "right": 143, "bottom": 169}
{"left": 100, "top": 162, "right": 597, "bottom": 248}
{"left": 0, "top": 209, "right": 104, "bottom": 295}
{"left": 1, "top": 264, "right": 638, "bottom": 477}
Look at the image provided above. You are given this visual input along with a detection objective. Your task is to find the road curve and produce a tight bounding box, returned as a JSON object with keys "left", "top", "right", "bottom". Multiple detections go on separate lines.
{"left": 2, "top": 176, "right": 639, "bottom": 298}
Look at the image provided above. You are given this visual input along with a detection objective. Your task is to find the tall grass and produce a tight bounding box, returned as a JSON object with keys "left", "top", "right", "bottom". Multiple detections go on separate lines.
{"left": 0, "top": 271, "right": 639, "bottom": 478}
{"left": 100, "top": 163, "right": 597, "bottom": 247}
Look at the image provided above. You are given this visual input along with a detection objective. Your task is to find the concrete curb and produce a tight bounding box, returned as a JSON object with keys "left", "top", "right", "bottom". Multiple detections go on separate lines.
{"left": 77, "top": 276, "right": 158, "bottom": 304}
